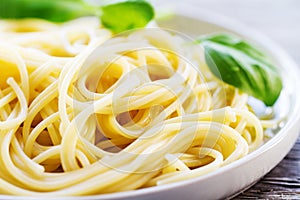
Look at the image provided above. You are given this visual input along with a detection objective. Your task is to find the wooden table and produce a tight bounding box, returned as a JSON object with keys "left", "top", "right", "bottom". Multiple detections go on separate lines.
{"left": 183, "top": 0, "right": 300, "bottom": 199}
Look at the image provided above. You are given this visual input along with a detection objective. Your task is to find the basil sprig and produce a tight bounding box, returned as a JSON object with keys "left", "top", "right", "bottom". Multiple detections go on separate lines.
{"left": 0, "top": 0, "right": 154, "bottom": 33}
{"left": 197, "top": 33, "right": 283, "bottom": 106}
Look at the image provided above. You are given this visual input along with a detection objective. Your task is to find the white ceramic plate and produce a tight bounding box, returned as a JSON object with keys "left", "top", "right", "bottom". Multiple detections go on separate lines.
{"left": 2, "top": 4, "right": 300, "bottom": 200}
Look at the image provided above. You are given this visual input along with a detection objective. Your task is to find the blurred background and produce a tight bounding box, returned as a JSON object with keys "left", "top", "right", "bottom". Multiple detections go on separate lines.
{"left": 153, "top": 0, "right": 300, "bottom": 64}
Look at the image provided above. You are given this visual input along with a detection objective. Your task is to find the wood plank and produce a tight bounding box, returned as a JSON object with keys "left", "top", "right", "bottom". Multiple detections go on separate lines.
{"left": 234, "top": 137, "right": 300, "bottom": 199}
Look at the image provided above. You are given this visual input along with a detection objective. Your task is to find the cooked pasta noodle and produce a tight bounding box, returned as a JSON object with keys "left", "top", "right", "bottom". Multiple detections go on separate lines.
{"left": 0, "top": 17, "right": 268, "bottom": 196}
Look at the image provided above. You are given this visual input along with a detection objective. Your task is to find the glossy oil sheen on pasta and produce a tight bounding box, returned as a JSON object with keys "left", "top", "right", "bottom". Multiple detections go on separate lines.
{"left": 0, "top": 17, "right": 267, "bottom": 196}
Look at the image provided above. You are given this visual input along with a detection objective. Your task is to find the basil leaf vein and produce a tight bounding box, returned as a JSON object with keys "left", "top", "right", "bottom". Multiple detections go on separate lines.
{"left": 197, "top": 33, "right": 283, "bottom": 106}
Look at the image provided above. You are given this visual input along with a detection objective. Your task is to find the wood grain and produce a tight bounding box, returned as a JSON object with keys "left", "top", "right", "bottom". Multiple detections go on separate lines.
{"left": 182, "top": 0, "right": 300, "bottom": 199}
{"left": 234, "top": 138, "right": 300, "bottom": 199}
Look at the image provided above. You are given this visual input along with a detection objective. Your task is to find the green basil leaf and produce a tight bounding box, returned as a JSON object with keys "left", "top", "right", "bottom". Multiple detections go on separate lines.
{"left": 0, "top": 0, "right": 91, "bottom": 22}
{"left": 197, "top": 33, "right": 283, "bottom": 106}
{"left": 0, "top": 0, "right": 154, "bottom": 33}
{"left": 101, "top": 0, "right": 154, "bottom": 33}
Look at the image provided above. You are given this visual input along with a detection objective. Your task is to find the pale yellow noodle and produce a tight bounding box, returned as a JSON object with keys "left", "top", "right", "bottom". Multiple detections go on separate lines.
{"left": 0, "top": 17, "right": 270, "bottom": 196}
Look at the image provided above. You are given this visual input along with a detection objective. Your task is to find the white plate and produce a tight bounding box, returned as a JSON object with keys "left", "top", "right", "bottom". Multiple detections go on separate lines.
{"left": 2, "top": 4, "right": 300, "bottom": 200}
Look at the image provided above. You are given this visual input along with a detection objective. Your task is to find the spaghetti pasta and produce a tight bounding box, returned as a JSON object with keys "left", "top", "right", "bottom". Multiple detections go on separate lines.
{"left": 0, "top": 17, "right": 267, "bottom": 196}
